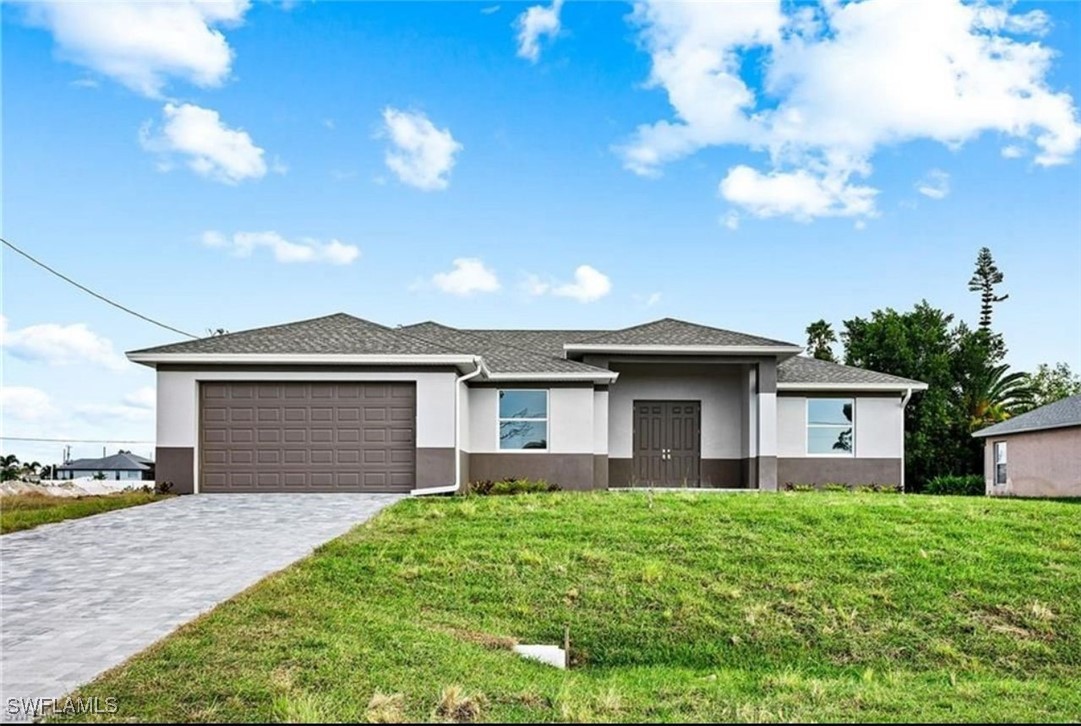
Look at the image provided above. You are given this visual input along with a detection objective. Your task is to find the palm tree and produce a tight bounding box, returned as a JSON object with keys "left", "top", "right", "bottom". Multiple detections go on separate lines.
{"left": 1, "top": 454, "right": 20, "bottom": 482}
{"left": 961, "top": 363, "right": 1035, "bottom": 432}
{"left": 805, "top": 319, "right": 838, "bottom": 362}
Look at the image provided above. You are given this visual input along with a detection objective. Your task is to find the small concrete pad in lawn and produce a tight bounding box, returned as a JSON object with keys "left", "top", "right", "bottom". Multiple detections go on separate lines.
{"left": 0, "top": 493, "right": 401, "bottom": 722}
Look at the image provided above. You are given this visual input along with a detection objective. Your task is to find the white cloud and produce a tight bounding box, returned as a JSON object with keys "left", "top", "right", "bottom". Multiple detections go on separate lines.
{"left": 21, "top": 0, "right": 250, "bottom": 97}
{"left": 141, "top": 103, "right": 271, "bottom": 184}
{"left": 515, "top": 0, "right": 563, "bottom": 62}
{"left": 381, "top": 108, "right": 462, "bottom": 191}
{"left": 633, "top": 291, "right": 662, "bottom": 308}
{"left": 722, "top": 211, "right": 740, "bottom": 231}
{"left": 620, "top": 0, "right": 1081, "bottom": 220}
{"left": 0, "top": 386, "right": 58, "bottom": 422}
{"left": 719, "top": 164, "right": 877, "bottom": 221}
{"left": 482, "top": 5, "right": 501, "bottom": 15}
{"left": 527, "top": 265, "right": 612, "bottom": 303}
{"left": 916, "top": 169, "right": 951, "bottom": 200}
{"left": 74, "top": 403, "right": 154, "bottom": 424}
{"left": 123, "top": 387, "right": 157, "bottom": 410}
{"left": 1001, "top": 144, "right": 1025, "bottom": 159}
{"left": 201, "top": 231, "right": 360, "bottom": 265}
{"left": 1, "top": 316, "right": 127, "bottom": 371}
{"left": 432, "top": 258, "right": 501, "bottom": 296}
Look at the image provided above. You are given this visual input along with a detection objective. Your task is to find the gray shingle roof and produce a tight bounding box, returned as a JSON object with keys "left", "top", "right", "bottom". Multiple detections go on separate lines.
{"left": 972, "top": 394, "right": 1081, "bottom": 438}
{"left": 128, "top": 314, "right": 923, "bottom": 387}
{"left": 462, "top": 329, "right": 604, "bottom": 357}
{"left": 58, "top": 452, "right": 152, "bottom": 472}
{"left": 778, "top": 356, "right": 926, "bottom": 388}
{"left": 569, "top": 318, "right": 798, "bottom": 348}
{"left": 400, "top": 323, "right": 610, "bottom": 375}
{"left": 130, "top": 314, "right": 458, "bottom": 357}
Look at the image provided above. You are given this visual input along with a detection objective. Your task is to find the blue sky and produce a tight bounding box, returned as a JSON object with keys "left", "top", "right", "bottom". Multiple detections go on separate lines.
{"left": 2, "top": 0, "right": 1080, "bottom": 465}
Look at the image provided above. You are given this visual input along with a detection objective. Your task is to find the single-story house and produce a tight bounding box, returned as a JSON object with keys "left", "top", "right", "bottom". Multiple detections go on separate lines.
{"left": 972, "top": 394, "right": 1081, "bottom": 498}
{"left": 55, "top": 450, "right": 155, "bottom": 481}
{"left": 127, "top": 314, "right": 927, "bottom": 495}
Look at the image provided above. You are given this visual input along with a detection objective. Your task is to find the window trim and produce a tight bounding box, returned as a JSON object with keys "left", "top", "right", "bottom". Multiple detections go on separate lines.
{"left": 496, "top": 388, "right": 549, "bottom": 452}
{"left": 805, "top": 397, "right": 856, "bottom": 457}
{"left": 993, "top": 440, "right": 1008, "bottom": 486}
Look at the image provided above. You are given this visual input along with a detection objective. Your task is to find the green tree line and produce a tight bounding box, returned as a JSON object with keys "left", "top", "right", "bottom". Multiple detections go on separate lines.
{"left": 804, "top": 247, "right": 1080, "bottom": 492}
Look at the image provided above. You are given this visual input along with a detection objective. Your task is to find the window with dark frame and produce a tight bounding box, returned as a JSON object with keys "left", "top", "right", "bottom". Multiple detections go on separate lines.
{"left": 807, "top": 398, "right": 855, "bottom": 455}
{"left": 498, "top": 390, "right": 548, "bottom": 450}
{"left": 994, "top": 441, "right": 1008, "bottom": 485}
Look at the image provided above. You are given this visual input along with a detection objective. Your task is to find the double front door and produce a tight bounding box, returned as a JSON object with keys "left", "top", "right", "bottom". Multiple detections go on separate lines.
{"left": 633, "top": 400, "right": 701, "bottom": 486}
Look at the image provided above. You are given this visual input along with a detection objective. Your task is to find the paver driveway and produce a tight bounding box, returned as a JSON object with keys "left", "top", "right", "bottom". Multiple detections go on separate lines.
{"left": 0, "top": 493, "right": 402, "bottom": 721}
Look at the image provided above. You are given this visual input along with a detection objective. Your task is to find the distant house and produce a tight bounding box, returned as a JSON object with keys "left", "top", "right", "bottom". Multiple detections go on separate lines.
{"left": 972, "top": 395, "right": 1081, "bottom": 498}
{"left": 55, "top": 451, "right": 155, "bottom": 482}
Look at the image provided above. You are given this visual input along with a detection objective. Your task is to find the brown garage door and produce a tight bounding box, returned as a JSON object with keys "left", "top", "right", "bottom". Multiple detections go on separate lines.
{"left": 200, "top": 382, "right": 416, "bottom": 492}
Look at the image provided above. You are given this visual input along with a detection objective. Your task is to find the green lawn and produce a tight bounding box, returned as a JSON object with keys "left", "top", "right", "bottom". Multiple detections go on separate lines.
{"left": 60, "top": 493, "right": 1080, "bottom": 722}
{"left": 0, "top": 491, "right": 169, "bottom": 534}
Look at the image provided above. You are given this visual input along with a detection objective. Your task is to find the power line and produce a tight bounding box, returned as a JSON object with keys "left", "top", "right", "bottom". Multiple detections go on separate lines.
{"left": 1, "top": 236, "right": 198, "bottom": 339}
{"left": 1, "top": 436, "right": 155, "bottom": 444}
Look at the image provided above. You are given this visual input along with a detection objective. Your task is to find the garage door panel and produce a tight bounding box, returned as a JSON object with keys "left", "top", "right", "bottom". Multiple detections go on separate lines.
{"left": 200, "top": 381, "right": 416, "bottom": 493}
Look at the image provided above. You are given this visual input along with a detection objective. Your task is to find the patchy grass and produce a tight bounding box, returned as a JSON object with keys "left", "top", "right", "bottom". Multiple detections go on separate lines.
{"left": 0, "top": 491, "right": 170, "bottom": 534}
{"left": 58, "top": 493, "right": 1080, "bottom": 722}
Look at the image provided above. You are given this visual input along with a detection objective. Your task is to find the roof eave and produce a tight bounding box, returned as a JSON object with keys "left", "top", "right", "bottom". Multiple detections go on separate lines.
{"left": 777, "top": 382, "right": 929, "bottom": 392}
{"left": 972, "top": 421, "right": 1081, "bottom": 438}
{"left": 482, "top": 371, "right": 619, "bottom": 384}
{"left": 126, "top": 352, "right": 481, "bottom": 370}
{"left": 563, "top": 344, "right": 803, "bottom": 357}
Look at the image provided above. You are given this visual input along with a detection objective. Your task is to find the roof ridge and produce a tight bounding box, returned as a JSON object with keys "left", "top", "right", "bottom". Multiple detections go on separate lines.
{"left": 573, "top": 317, "right": 671, "bottom": 343}
{"left": 129, "top": 312, "right": 381, "bottom": 354}
{"left": 389, "top": 321, "right": 482, "bottom": 357}
{"left": 573, "top": 317, "right": 797, "bottom": 347}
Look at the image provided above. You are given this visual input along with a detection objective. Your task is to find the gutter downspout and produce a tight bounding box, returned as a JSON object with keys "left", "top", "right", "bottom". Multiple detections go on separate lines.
{"left": 411, "top": 357, "right": 487, "bottom": 497}
{"left": 899, "top": 387, "right": 913, "bottom": 493}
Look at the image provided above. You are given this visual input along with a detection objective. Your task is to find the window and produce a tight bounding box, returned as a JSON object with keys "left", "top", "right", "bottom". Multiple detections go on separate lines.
{"left": 498, "top": 390, "right": 548, "bottom": 450}
{"left": 994, "top": 441, "right": 1008, "bottom": 485}
{"left": 807, "top": 398, "right": 854, "bottom": 455}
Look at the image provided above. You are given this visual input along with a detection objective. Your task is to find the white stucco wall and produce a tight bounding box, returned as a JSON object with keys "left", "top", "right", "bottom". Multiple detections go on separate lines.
{"left": 458, "top": 377, "right": 471, "bottom": 452}
{"left": 465, "top": 385, "right": 596, "bottom": 454}
{"left": 777, "top": 394, "right": 903, "bottom": 458}
{"left": 607, "top": 364, "right": 744, "bottom": 459}
{"left": 156, "top": 368, "right": 458, "bottom": 450}
{"left": 593, "top": 389, "right": 609, "bottom": 455}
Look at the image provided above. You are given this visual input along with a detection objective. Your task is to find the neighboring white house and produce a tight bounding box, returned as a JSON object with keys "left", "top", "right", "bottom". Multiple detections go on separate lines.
{"left": 127, "top": 314, "right": 926, "bottom": 495}
{"left": 55, "top": 451, "right": 154, "bottom": 482}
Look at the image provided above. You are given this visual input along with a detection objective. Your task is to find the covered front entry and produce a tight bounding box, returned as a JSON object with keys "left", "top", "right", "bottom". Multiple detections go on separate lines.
{"left": 633, "top": 400, "right": 701, "bottom": 486}
{"left": 199, "top": 381, "right": 416, "bottom": 492}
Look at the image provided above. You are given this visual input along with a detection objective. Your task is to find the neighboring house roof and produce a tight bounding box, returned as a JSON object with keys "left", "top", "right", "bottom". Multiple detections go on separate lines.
{"left": 57, "top": 452, "right": 153, "bottom": 472}
{"left": 568, "top": 318, "right": 798, "bottom": 349}
{"left": 972, "top": 394, "right": 1081, "bottom": 438}
{"left": 127, "top": 313, "right": 924, "bottom": 388}
{"left": 777, "top": 356, "right": 927, "bottom": 390}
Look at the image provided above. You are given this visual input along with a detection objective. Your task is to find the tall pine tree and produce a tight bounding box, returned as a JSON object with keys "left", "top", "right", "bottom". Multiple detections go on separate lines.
{"left": 968, "top": 247, "right": 1008, "bottom": 330}
{"left": 967, "top": 247, "right": 1008, "bottom": 361}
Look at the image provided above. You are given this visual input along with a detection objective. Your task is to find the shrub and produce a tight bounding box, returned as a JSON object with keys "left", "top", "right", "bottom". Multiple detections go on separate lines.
{"left": 466, "top": 478, "right": 560, "bottom": 496}
{"left": 154, "top": 480, "right": 175, "bottom": 495}
{"left": 925, "top": 474, "right": 985, "bottom": 496}
{"left": 785, "top": 482, "right": 901, "bottom": 493}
